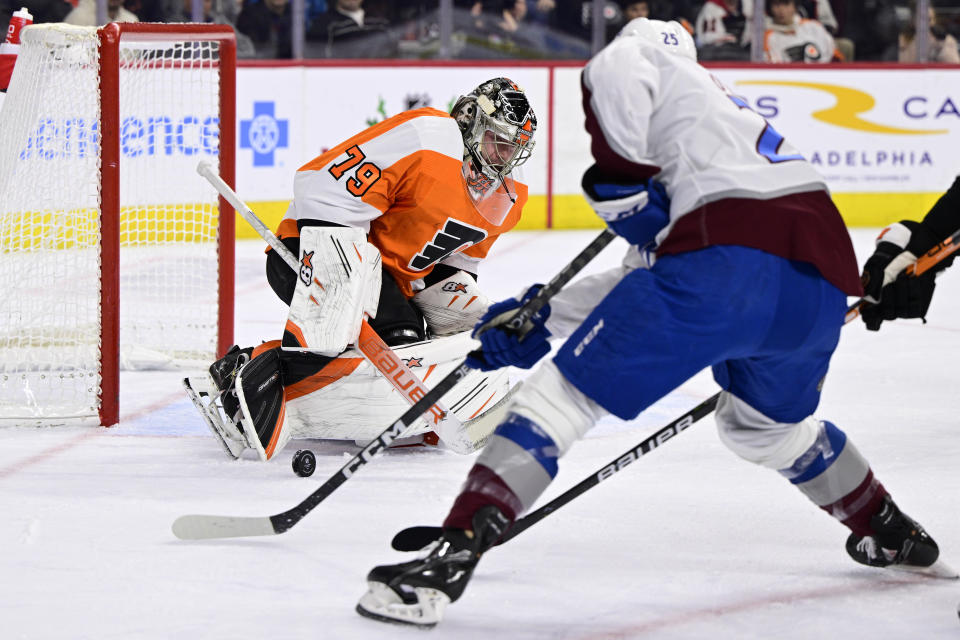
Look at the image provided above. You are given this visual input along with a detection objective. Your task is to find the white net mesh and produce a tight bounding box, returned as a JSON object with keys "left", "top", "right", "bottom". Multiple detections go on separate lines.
{"left": 0, "top": 25, "right": 226, "bottom": 423}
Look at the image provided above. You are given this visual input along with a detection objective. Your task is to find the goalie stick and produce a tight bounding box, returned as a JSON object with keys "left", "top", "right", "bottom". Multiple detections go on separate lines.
{"left": 171, "top": 225, "right": 618, "bottom": 540}
{"left": 195, "top": 160, "right": 481, "bottom": 454}
{"left": 390, "top": 234, "right": 960, "bottom": 552}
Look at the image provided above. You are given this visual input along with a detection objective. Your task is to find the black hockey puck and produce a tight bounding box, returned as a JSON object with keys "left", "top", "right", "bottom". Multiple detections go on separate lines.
{"left": 292, "top": 449, "right": 316, "bottom": 477}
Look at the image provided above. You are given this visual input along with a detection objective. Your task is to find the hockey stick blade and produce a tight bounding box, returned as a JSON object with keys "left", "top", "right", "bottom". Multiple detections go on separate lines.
{"left": 172, "top": 230, "right": 617, "bottom": 541}
{"left": 171, "top": 363, "right": 473, "bottom": 540}
{"left": 172, "top": 514, "right": 276, "bottom": 540}
{"left": 390, "top": 392, "right": 721, "bottom": 551}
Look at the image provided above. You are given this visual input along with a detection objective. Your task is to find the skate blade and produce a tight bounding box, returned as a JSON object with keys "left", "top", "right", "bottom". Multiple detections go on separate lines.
{"left": 183, "top": 377, "right": 246, "bottom": 459}
{"left": 356, "top": 581, "right": 449, "bottom": 628}
{"left": 889, "top": 558, "right": 959, "bottom": 580}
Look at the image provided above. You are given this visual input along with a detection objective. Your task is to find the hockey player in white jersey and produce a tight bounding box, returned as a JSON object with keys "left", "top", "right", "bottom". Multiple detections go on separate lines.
{"left": 356, "top": 18, "right": 953, "bottom": 628}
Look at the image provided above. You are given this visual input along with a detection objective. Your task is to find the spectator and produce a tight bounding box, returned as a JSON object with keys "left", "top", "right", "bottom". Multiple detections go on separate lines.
{"left": 695, "top": 0, "right": 750, "bottom": 60}
{"left": 306, "top": 0, "right": 395, "bottom": 58}
{"left": 164, "top": 0, "right": 256, "bottom": 58}
{"left": 899, "top": 4, "right": 960, "bottom": 63}
{"left": 163, "top": 0, "right": 212, "bottom": 21}
{"left": 620, "top": 1, "right": 697, "bottom": 34}
{"left": 455, "top": 0, "right": 487, "bottom": 30}
{"left": 763, "top": 0, "right": 837, "bottom": 63}
{"left": 305, "top": 0, "right": 326, "bottom": 26}
{"left": 841, "top": 0, "right": 898, "bottom": 62}
{"left": 554, "top": 1, "right": 623, "bottom": 42}
{"left": 797, "top": 0, "right": 838, "bottom": 34}
{"left": 134, "top": 0, "right": 166, "bottom": 22}
{"left": 236, "top": 0, "right": 292, "bottom": 58}
{"left": 496, "top": 0, "right": 526, "bottom": 34}
{"left": 672, "top": 0, "right": 702, "bottom": 24}
{"left": 621, "top": 1, "right": 652, "bottom": 21}
{"left": 796, "top": 0, "right": 854, "bottom": 59}
{"left": 64, "top": 0, "right": 138, "bottom": 25}
{"left": 526, "top": 0, "right": 555, "bottom": 26}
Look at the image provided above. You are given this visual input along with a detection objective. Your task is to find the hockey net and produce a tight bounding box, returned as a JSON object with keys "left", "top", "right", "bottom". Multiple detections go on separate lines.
{"left": 0, "top": 23, "right": 236, "bottom": 426}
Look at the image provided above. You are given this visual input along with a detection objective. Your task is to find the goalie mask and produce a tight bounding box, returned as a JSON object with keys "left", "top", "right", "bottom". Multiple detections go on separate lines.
{"left": 452, "top": 77, "right": 537, "bottom": 225}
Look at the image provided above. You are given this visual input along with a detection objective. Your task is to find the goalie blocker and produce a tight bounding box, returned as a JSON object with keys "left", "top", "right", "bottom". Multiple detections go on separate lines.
{"left": 185, "top": 331, "right": 514, "bottom": 460}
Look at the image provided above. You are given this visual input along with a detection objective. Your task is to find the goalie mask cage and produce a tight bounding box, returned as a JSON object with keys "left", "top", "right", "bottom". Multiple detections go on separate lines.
{"left": 0, "top": 23, "right": 236, "bottom": 426}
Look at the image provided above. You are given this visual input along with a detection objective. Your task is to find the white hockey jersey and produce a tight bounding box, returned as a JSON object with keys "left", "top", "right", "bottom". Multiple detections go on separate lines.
{"left": 580, "top": 30, "right": 861, "bottom": 296}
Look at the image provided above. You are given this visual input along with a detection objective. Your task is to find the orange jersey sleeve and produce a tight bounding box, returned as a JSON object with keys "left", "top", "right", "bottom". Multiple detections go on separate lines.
{"left": 277, "top": 108, "right": 529, "bottom": 297}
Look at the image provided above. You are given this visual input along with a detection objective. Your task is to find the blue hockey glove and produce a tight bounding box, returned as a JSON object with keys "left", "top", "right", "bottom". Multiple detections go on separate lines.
{"left": 466, "top": 286, "right": 551, "bottom": 371}
{"left": 582, "top": 166, "right": 670, "bottom": 247}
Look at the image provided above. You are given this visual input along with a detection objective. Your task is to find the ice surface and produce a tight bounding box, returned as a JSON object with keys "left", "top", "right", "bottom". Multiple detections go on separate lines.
{"left": 2, "top": 229, "right": 958, "bottom": 639}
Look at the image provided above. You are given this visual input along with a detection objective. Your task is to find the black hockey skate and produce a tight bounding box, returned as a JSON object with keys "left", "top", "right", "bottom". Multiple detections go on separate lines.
{"left": 845, "top": 496, "right": 955, "bottom": 578}
{"left": 208, "top": 345, "right": 253, "bottom": 423}
{"left": 356, "top": 506, "right": 510, "bottom": 628}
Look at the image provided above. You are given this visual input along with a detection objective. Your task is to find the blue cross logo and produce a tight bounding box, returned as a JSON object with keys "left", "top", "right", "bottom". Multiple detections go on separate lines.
{"left": 240, "top": 101, "right": 289, "bottom": 167}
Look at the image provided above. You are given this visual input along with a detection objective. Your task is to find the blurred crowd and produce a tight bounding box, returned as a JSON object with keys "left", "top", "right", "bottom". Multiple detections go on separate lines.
{"left": 2, "top": 0, "right": 960, "bottom": 62}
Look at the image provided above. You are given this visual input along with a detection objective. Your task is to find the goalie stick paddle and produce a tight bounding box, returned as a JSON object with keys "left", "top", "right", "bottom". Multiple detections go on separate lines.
{"left": 390, "top": 392, "right": 721, "bottom": 551}
{"left": 171, "top": 228, "right": 618, "bottom": 540}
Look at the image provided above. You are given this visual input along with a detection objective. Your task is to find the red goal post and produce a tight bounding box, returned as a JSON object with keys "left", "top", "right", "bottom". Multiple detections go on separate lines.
{"left": 0, "top": 23, "right": 237, "bottom": 426}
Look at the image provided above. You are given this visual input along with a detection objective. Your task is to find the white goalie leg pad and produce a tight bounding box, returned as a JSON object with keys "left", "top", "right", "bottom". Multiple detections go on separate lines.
{"left": 356, "top": 581, "right": 449, "bottom": 628}
{"left": 284, "top": 332, "right": 512, "bottom": 444}
{"left": 285, "top": 226, "right": 382, "bottom": 355}
{"left": 508, "top": 359, "right": 608, "bottom": 455}
{"left": 714, "top": 391, "right": 820, "bottom": 470}
{"left": 411, "top": 270, "right": 490, "bottom": 337}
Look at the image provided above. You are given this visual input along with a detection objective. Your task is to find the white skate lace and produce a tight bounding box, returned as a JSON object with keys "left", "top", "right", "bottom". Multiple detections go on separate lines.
{"left": 856, "top": 536, "right": 899, "bottom": 563}
{"left": 856, "top": 537, "right": 879, "bottom": 560}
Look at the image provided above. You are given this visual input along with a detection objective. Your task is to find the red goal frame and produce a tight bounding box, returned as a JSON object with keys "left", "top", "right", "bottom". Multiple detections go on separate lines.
{"left": 98, "top": 23, "right": 236, "bottom": 426}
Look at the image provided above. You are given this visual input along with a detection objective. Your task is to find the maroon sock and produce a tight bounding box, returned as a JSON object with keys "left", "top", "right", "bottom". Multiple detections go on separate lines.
{"left": 443, "top": 464, "right": 523, "bottom": 530}
{"left": 820, "top": 469, "right": 888, "bottom": 537}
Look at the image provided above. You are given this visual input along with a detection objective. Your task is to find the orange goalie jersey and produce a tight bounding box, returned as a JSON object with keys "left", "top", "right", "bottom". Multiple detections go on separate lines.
{"left": 274, "top": 107, "right": 529, "bottom": 297}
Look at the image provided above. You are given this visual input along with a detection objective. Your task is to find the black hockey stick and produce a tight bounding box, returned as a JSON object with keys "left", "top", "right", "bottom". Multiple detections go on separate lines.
{"left": 391, "top": 392, "right": 721, "bottom": 551}
{"left": 390, "top": 233, "right": 960, "bottom": 552}
{"left": 387, "top": 295, "right": 879, "bottom": 552}
{"left": 171, "top": 228, "right": 618, "bottom": 540}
